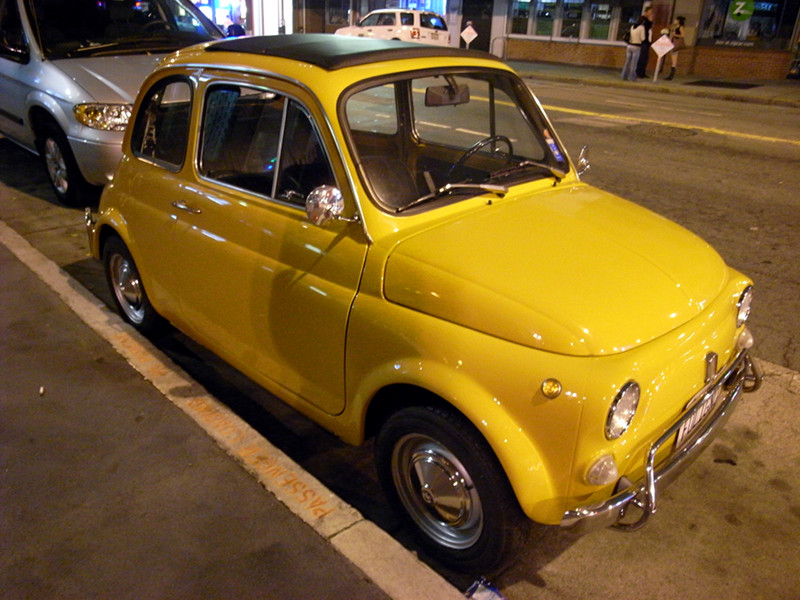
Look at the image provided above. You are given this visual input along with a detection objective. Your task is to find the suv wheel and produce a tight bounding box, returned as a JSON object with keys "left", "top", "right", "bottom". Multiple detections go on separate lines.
{"left": 37, "top": 121, "right": 95, "bottom": 206}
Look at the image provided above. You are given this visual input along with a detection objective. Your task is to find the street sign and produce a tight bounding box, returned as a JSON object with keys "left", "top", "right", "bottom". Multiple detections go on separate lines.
{"left": 729, "top": 0, "right": 755, "bottom": 22}
{"left": 461, "top": 25, "right": 478, "bottom": 47}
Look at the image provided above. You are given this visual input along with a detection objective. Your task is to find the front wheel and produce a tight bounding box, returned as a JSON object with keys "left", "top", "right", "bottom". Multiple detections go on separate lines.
{"left": 36, "top": 121, "right": 97, "bottom": 207}
{"left": 375, "top": 405, "right": 530, "bottom": 573}
{"left": 103, "top": 236, "right": 163, "bottom": 335}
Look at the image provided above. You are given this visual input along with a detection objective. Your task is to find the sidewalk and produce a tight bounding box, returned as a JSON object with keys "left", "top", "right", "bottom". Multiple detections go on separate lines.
{"left": 507, "top": 60, "right": 800, "bottom": 107}
{"left": 0, "top": 223, "right": 463, "bottom": 599}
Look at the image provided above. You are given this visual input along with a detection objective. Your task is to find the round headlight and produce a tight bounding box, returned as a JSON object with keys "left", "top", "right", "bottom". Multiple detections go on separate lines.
{"left": 605, "top": 382, "right": 640, "bottom": 440}
{"left": 737, "top": 286, "right": 753, "bottom": 327}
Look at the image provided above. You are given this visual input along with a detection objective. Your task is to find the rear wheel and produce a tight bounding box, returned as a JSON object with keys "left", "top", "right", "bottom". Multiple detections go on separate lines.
{"left": 36, "top": 121, "right": 97, "bottom": 206}
{"left": 375, "top": 405, "right": 530, "bottom": 573}
{"left": 103, "top": 236, "right": 163, "bottom": 335}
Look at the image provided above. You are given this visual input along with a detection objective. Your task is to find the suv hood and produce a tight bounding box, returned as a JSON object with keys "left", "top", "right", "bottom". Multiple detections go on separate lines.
{"left": 53, "top": 55, "right": 165, "bottom": 103}
{"left": 384, "top": 185, "right": 729, "bottom": 356}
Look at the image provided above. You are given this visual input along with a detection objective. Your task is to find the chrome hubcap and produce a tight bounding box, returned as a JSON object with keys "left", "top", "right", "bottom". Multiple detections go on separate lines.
{"left": 109, "top": 253, "right": 145, "bottom": 324}
{"left": 392, "top": 433, "right": 483, "bottom": 549}
{"left": 44, "top": 138, "right": 69, "bottom": 195}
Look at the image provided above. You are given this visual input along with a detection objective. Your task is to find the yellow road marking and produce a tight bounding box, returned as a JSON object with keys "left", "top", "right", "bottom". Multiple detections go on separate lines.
{"left": 541, "top": 104, "right": 800, "bottom": 146}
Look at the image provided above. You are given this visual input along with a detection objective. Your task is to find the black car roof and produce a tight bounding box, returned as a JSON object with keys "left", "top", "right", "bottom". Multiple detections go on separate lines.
{"left": 205, "top": 34, "right": 502, "bottom": 71}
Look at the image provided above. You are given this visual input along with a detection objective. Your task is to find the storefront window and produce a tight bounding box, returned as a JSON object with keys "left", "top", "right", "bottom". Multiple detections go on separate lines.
{"left": 327, "top": 0, "right": 349, "bottom": 26}
{"left": 698, "top": 0, "right": 800, "bottom": 49}
{"left": 508, "top": 0, "right": 635, "bottom": 40}
{"left": 561, "top": 0, "right": 582, "bottom": 36}
{"left": 535, "top": 1, "right": 556, "bottom": 34}
{"left": 511, "top": 0, "right": 533, "bottom": 33}
{"left": 588, "top": 3, "right": 612, "bottom": 38}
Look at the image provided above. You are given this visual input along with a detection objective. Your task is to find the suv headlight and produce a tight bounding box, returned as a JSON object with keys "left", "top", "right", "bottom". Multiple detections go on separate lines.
{"left": 737, "top": 285, "right": 753, "bottom": 327}
{"left": 74, "top": 103, "right": 132, "bottom": 131}
{"left": 605, "top": 381, "right": 640, "bottom": 440}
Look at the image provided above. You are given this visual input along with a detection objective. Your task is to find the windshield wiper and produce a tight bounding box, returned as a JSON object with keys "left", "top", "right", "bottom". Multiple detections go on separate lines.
{"left": 396, "top": 183, "right": 508, "bottom": 214}
{"left": 490, "top": 160, "right": 567, "bottom": 183}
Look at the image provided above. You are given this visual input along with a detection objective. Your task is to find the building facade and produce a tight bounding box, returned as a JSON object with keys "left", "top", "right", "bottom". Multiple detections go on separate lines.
{"left": 198, "top": 0, "right": 800, "bottom": 79}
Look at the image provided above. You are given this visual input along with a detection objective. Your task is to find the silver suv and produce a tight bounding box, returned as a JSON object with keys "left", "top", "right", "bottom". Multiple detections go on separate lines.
{"left": 0, "top": 0, "right": 221, "bottom": 205}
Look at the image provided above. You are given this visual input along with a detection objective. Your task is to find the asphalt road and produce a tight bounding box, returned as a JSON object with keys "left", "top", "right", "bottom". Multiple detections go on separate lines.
{"left": 529, "top": 79, "right": 800, "bottom": 374}
{"left": 1, "top": 79, "right": 799, "bottom": 600}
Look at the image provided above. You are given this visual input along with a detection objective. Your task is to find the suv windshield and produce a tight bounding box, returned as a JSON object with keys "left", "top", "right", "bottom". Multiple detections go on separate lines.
{"left": 26, "top": 0, "right": 222, "bottom": 59}
{"left": 344, "top": 70, "right": 568, "bottom": 213}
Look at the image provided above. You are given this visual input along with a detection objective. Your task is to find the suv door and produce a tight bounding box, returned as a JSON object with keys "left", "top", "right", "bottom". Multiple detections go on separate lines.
{"left": 0, "top": 0, "right": 32, "bottom": 145}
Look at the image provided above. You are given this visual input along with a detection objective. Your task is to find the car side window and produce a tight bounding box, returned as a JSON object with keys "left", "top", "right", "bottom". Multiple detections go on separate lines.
{"left": 199, "top": 84, "right": 334, "bottom": 207}
{"left": 420, "top": 13, "right": 446, "bottom": 30}
{"left": 274, "top": 101, "right": 336, "bottom": 205}
{"left": 377, "top": 13, "right": 395, "bottom": 26}
{"left": 400, "top": 12, "right": 414, "bottom": 26}
{"left": 130, "top": 78, "right": 192, "bottom": 170}
{"left": 360, "top": 14, "right": 379, "bottom": 26}
{"left": 0, "top": 0, "right": 28, "bottom": 63}
{"left": 199, "top": 84, "right": 284, "bottom": 195}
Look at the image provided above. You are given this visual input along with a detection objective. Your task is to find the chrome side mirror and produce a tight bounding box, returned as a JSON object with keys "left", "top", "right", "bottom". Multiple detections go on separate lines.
{"left": 576, "top": 145, "right": 591, "bottom": 179}
{"left": 306, "top": 185, "right": 359, "bottom": 226}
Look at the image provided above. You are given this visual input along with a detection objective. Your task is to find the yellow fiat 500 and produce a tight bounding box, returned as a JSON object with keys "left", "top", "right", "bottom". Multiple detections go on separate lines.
{"left": 86, "top": 35, "right": 761, "bottom": 572}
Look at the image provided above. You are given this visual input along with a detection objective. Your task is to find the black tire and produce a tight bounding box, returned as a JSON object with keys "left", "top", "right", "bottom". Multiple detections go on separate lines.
{"left": 103, "top": 236, "right": 164, "bottom": 335}
{"left": 36, "top": 121, "right": 96, "bottom": 207}
{"left": 375, "top": 404, "right": 531, "bottom": 573}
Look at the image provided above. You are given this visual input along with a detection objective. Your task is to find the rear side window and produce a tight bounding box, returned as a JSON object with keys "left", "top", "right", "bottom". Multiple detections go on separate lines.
{"left": 400, "top": 12, "right": 414, "bottom": 25}
{"left": 420, "top": 13, "right": 447, "bottom": 30}
{"left": 130, "top": 78, "right": 192, "bottom": 169}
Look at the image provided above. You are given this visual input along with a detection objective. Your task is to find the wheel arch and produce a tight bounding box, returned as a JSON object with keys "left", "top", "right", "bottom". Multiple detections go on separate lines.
{"left": 358, "top": 365, "right": 565, "bottom": 524}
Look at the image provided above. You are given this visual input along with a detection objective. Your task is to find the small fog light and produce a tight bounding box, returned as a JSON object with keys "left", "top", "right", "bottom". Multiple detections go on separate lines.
{"left": 586, "top": 454, "right": 619, "bottom": 486}
{"left": 737, "top": 286, "right": 753, "bottom": 327}
{"left": 606, "top": 382, "right": 639, "bottom": 440}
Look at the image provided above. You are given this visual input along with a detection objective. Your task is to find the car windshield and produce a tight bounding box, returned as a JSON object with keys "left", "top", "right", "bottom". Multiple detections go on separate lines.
{"left": 344, "top": 70, "right": 568, "bottom": 213}
{"left": 26, "top": 0, "right": 222, "bottom": 59}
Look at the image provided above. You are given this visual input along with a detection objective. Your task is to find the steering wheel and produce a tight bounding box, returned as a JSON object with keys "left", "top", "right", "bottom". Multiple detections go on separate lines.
{"left": 447, "top": 135, "right": 514, "bottom": 179}
{"left": 142, "top": 20, "right": 169, "bottom": 32}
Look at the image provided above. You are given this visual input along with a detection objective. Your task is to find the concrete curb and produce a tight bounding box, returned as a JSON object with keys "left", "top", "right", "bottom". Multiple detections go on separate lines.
{"left": 0, "top": 219, "right": 465, "bottom": 600}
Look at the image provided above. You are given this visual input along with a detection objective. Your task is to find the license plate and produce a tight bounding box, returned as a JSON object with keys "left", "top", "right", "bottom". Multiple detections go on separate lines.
{"left": 676, "top": 387, "right": 722, "bottom": 447}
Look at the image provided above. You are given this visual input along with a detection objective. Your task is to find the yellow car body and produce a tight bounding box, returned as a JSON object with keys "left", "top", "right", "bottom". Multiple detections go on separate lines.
{"left": 87, "top": 35, "right": 760, "bottom": 572}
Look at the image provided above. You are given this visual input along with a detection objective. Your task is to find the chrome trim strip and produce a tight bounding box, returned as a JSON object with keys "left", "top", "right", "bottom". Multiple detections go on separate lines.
{"left": 561, "top": 349, "right": 761, "bottom": 534}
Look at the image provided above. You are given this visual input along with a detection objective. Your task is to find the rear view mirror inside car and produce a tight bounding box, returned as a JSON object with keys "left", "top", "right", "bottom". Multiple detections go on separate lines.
{"left": 425, "top": 83, "right": 470, "bottom": 106}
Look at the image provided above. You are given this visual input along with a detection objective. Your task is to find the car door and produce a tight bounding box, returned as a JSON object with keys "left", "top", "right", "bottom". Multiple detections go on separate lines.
{"left": 0, "top": 0, "right": 33, "bottom": 146}
{"left": 118, "top": 75, "right": 196, "bottom": 318}
{"left": 168, "top": 78, "right": 368, "bottom": 416}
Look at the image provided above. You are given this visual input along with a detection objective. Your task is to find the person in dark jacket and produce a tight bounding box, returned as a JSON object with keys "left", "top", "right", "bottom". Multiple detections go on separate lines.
{"left": 636, "top": 6, "right": 653, "bottom": 78}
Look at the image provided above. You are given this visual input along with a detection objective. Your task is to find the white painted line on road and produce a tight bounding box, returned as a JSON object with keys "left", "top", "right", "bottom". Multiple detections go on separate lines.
{"left": 0, "top": 218, "right": 464, "bottom": 600}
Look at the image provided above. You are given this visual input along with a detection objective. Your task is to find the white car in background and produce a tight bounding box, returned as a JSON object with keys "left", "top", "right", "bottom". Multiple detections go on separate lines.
{"left": 335, "top": 9, "right": 450, "bottom": 47}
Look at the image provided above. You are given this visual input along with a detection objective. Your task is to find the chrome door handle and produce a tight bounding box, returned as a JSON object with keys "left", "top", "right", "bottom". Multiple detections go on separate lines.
{"left": 171, "top": 201, "right": 201, "bottom": 215}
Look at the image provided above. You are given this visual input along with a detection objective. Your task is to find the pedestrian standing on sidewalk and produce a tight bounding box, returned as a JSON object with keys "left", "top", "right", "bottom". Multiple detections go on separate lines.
{"left": 636, "top": 6, "right": 653, "bottom": 79}
{"left": 622, "top": 17, "right": 646, "bottom": 81}
{"left": 666, "top": 16, "right": 686, "bottom": 80}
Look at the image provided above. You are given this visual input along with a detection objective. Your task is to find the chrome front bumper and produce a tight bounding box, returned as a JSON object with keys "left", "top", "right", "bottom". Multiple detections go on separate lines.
{"left": 561, "top": 348, "right": 762, "bottom": 534}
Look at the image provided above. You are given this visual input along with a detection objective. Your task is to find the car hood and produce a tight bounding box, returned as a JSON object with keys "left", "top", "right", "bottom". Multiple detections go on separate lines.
{"left": 383, "top": 184, "right": 729, "bottom": 356}
{"left": 53, "top": 55, "right": 165, "bottom": 103}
